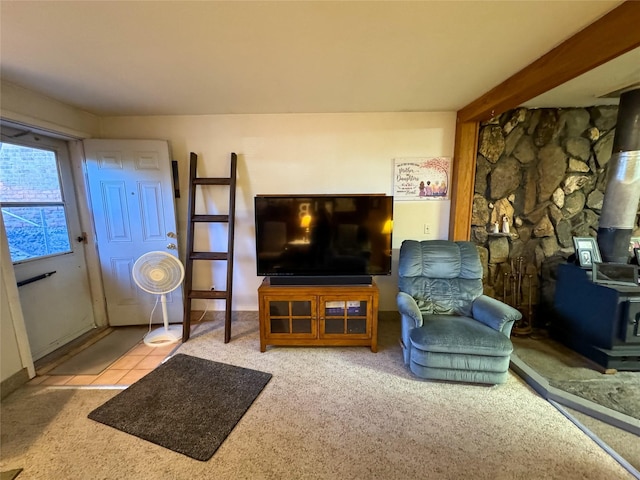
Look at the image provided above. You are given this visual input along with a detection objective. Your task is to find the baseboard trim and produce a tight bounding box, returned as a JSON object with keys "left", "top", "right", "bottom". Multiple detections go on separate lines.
{"left": 1, "top": 368, "right": 30, "bottom": 400}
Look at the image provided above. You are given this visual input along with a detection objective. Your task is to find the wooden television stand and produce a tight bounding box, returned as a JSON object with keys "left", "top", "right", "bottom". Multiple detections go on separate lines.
{"left": 257, "top": 277, "right": 379, "bottom": 352}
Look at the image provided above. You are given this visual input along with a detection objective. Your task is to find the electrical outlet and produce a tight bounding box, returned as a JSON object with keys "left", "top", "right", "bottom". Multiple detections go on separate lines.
{"left": 424, "top": 223, "right": 431, "bottom": 235}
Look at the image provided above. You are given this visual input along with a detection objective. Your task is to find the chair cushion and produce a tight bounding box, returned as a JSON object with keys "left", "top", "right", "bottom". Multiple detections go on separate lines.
{"left": 398, "top": 240, "right": 483, "bottom": 280}
{"left": 408, "top": 363, "right": 510, "bottom": 385}
{"left": 410, "top": 349, "right": 511, "bottom": 372}
{"left": 409, "top": 315, "right": 513, "bottom": 356}
{"left": 398, "top": 240, "right": 484, "bottom": 317}
{"left": 402, "top": 277, "right": 483, "bottom": 317}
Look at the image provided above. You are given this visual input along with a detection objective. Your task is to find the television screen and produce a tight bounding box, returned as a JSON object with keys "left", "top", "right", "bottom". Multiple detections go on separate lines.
{"left": 254, "top": 194, "right": 393, "bottom": 278}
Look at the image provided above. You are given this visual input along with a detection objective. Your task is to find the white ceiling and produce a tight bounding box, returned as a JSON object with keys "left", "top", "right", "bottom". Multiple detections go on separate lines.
{"left": 1, "top": 1, "right": 637, "bottom": 117}
{"left": 521, "top": 46, "right": 640, "bottom": 108}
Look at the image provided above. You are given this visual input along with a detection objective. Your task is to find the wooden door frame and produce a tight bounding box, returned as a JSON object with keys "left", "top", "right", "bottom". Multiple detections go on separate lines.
{"left": 449, "top": 1, "right": 640, "bottom": 241}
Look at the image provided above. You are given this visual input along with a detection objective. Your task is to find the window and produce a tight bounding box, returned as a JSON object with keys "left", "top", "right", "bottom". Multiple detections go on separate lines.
{"left": 0, "top": 142, "right": 72, "bottom": 262}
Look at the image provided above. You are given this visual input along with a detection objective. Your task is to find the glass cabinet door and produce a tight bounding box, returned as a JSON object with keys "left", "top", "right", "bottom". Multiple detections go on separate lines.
{"left": 320, "top": 297, "right": 370, "bottom": 338}
{"left": 264, "top": 296, "right": 316, "bottom": 338}
{"left": 259, "top": 281, "right": 379, "bottom": 352}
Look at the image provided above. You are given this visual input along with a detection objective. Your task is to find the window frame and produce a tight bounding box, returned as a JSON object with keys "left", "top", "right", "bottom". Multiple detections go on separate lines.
{"left": 0, "top": 136, "right": 75, "bottom": 264}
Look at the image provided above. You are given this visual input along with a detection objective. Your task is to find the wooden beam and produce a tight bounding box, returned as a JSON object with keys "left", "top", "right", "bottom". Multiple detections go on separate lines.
{"left": 450, "top": 0, "right": 640, "bottom": 241}
{"left": 458, "top": 1, "right": 640, "bottom": 123}
{"left": 449, "top": 120, "right": 479, "bottom": 241}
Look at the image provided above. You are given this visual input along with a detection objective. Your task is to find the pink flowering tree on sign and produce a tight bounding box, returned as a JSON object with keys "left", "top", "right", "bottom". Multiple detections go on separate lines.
{"left": 393, "top": 157, "right": 451, "bottom": 200}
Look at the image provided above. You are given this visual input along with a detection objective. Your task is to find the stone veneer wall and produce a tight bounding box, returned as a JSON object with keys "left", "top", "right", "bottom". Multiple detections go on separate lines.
{"left": 471, "top": 105, "right": 639, "bottom": 327}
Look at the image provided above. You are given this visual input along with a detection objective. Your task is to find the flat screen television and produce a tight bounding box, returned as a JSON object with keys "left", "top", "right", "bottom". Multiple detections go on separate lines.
{"left": 254, "top": 194, "right": 393, "bottom": 285}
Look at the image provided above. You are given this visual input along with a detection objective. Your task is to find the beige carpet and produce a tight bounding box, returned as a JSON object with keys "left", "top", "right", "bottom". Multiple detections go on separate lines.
{"left": 0, "top": 313, "right": 635, "bottom": 480}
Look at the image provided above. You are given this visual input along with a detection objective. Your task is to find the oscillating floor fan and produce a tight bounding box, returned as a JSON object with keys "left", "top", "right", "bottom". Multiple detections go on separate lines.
{"left": 132, "top": 251, "right": 185, "bottom": 347}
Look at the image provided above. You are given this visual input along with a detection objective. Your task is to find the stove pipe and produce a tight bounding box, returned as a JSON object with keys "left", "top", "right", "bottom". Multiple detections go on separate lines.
{"left": 597, "top": 88, "right": 640, "bottom": 263}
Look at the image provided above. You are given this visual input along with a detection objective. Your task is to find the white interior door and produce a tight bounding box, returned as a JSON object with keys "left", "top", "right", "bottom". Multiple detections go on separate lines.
{"left": 0, "top": 132, "right": 95, "bottom": 360}
{"left": 83, "top": 139, "right": 182, "bottom": 326}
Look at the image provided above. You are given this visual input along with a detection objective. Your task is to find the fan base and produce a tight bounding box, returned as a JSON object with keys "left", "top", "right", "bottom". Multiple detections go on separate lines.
{"left": 143, "top": 325, "right": 182, "bottom": 347}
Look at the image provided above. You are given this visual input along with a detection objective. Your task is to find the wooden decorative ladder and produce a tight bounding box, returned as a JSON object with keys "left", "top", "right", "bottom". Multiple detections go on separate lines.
{"left": 182, "top": 152, "right": 237, "bottom": 343}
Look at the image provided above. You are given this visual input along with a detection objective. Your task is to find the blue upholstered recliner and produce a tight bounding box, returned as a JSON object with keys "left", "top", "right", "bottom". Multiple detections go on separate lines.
{"left": 397, "top": 240, "right": 521, "bottom": 385}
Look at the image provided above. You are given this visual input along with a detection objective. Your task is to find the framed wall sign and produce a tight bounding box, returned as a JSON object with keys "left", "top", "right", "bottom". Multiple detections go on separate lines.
{"left": 393, "top": 157, "right": 451, "bottom": 201}
{"left": 573, "top": 237, "right": 601, "bottom": 268}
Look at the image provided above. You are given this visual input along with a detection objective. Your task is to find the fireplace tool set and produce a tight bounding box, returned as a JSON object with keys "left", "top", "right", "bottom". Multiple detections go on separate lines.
{"left": 503, "top": 256, "right": 533, "bottom": 336}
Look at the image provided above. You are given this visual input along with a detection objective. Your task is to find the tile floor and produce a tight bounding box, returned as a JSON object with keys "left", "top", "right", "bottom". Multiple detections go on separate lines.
{"left": 28, "top": 340, "right": 178, "bottom": 387}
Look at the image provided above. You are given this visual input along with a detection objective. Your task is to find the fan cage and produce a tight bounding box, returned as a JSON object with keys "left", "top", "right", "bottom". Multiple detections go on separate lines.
{"left": 132, "top": 251, "right": 185, "bottom": 295}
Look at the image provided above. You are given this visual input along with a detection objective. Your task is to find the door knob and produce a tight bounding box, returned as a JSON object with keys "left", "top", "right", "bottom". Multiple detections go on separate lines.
{"left": 167, "top": 232, "right": 177, "bottom": 238}
{"left": 167, "top": 243, "right": 177, "bottom": 250}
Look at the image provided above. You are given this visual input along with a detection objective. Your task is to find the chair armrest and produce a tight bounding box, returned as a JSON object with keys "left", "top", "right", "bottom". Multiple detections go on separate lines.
{"left": 397, "top": 292, "right": 424, "bottom": 365}
{"left": 397, "top": 292, "right": 423, "bottom": 329}
{"left": 471, "top": 294, "right": 521, "bottom": 335}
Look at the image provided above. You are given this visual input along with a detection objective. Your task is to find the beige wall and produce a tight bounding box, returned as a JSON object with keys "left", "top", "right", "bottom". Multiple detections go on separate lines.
{"left": 99, "top": 112, "right": 456, "bottom": 310}
{"left": 1, "top": 83, "right": 456, "bottom": 383}
{"left": 0, "top": 80, "right": 100, "bottom": 138}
